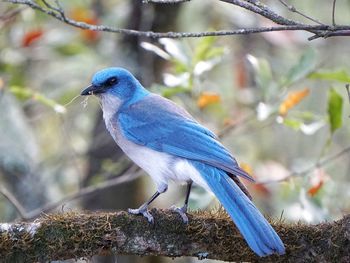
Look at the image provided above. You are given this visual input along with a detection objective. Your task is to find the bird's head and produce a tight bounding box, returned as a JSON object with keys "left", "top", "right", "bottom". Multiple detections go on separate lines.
{"left": 81, "top": 67, "right": 147, "bottom": 101}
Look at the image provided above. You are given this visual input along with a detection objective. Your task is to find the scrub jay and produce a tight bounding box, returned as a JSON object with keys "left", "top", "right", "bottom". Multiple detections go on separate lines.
{"left": 81, "top": 67, "right": 285, "bottom": 256}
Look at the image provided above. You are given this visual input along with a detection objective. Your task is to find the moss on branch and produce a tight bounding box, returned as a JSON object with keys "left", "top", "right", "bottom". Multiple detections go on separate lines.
{"left": 0, "top": 209, "right": 349, "bottom": 262}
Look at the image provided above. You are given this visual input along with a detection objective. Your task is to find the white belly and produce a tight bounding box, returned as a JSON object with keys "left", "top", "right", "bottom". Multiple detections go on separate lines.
{"left": 100, "top": 95, "right": 210, "bottom": 191}
{"left": 105, "top": 117, "right": 210, "bottom": 191}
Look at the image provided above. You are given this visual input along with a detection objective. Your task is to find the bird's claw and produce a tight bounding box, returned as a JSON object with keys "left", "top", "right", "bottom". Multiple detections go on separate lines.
{"left": 170, "top": 205, "right": 189, "bottom": 224}
{"left": 128, "top": 207, "right": 154, "bottom": 224}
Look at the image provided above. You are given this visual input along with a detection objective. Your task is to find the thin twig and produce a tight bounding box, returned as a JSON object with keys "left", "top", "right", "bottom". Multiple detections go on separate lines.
{"left": 0, "top": 6, "right": 25, "bottom": 22}
{"left": 217, "top": 112, "right": 257, "bottom": 138}
{"left": 279, "top": 0, "right": 324, "bottom": 25}
{"left": 242, "top": 0, "right": 323, "bottom": 38}
{"left": 23, "top": 169, "right": 142, "bottom": 221}
{"left": 259, "top": 145, "right": 350, "bottom": 184}
{"left": 346, "top": 84, "right": 350, "bottom": 117}
{"left": 332, "top": 0, "right": 337, "bottom": 26}
{"left": 0, "top": 186, "right": 27, "bottom": 219}
{"left": 0, "top": 166, "right": 141, "bottom": 221}
{"left": 221, "top": 0, "right": 301, "bottom": 26}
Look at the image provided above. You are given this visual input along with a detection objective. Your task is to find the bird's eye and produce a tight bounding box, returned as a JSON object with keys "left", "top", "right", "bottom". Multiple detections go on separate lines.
{"left": 106, "top": 77, "right": 118, "bottom": 86}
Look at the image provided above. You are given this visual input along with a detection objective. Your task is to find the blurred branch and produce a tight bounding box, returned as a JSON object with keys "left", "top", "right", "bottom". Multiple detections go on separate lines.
{"left": 4, "top": 0, "right": 350, "bottom": 40}
{"left": 142, "top": 0, "right": 190, "bottom": 3}
{"left": 259, "top": 145, "right": 350, "bottom": 184}
{"left": 23, "top": 169, "right": 142, "bottom": 221}
{"left": 346, "top": 84, "right": 350, "bottom": 113}
{"left": 0, "top": 6, "right": 26, "bottom": 25}
{"left": 0, "top": 186, "right": 27, "bottom": 219}
{"left": 0, "top": 210, "right": 349, "bottom": 262}
{"left": 217, "top": 111, "right": 257, "bottom": 138}
{"left": 332, "top": 0, "right": 337, "bottom": 26}
{"left": 0, "top": 168, "right": 141, "bottom": 221}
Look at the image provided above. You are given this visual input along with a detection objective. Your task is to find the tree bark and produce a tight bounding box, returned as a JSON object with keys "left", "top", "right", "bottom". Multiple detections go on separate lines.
{"left": 1, "top": 210, "right": 349, "bottom": 263}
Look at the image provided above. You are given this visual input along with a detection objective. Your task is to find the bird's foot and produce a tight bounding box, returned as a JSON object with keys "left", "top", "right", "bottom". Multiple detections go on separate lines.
{"left": 170, "top": 205, "right": 189, "bottom": 224}
{"left": 128, "top": 206, "right": 154, "bottom": 224}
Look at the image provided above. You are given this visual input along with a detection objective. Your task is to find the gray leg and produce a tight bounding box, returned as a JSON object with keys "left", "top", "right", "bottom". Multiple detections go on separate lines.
{"left": 171, "top": 181, "right": 192, "bottom": 224}
{"left": 128, "top": 184, "right": 168, "bottom": 224}
{"left": 128, "top": 191, "right": 160, "bottom": 224}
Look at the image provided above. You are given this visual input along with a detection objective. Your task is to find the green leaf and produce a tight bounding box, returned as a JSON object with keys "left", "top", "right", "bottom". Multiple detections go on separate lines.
{"left": 249, "top": 56, "right": 273, "bottom": 89}
{"left": 193, "top": 36, "right": 224, "bottom": 64}
{"left": 193, "top": 36, "right": 217, "bottom": 63}
{"left": 309, "top": 69, "right": 350, "bottom": 83}
{"left": 248, "top": 55, "right": 276, "bottom": 100}
{"left": 293, "top": 111, "right": 316, "bottom": 122}
{"left": 283, "top": 49, "right": 316, "bottom": 86}
{"left": 9, "top": 86, "right": 32, "bottom": 100}
{"left": 327, "top": 88, "right": 343, "bottom": 134}
{"left": 282, "top": 118, "right": 302, "bottom": 130}
{"left": 204, "top": 47, "right": 225, "bottom": 60}
{"left": 54, "top": 43, "right": 87, "bottom": 56}
{"left": 172, "top": 59, "right": 189, "bottom": 74}
{"left": 162, "top": 86, "right": 190, "bottom": 98}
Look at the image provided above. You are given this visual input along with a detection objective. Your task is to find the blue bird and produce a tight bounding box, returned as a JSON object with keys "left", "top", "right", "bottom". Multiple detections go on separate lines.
{"left": 81, "top": 67, "right": 285, "bottom": 257}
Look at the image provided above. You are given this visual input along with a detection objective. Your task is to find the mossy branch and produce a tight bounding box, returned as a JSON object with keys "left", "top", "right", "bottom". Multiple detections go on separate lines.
{"left": 0, "top": 210, "right": 349, "bottom": 262}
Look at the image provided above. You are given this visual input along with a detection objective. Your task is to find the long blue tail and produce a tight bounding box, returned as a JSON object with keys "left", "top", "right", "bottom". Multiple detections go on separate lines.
{"left": 192, "top": 161, "right": 285, "bottom": 256}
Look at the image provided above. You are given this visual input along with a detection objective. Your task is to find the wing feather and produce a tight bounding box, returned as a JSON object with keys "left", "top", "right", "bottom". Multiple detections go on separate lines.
{"left": 118, "top": 94, "right": 253, "bottom": 181}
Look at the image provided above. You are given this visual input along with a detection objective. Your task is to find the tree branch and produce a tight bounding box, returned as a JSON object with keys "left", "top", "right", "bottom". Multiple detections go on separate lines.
{"left": 0, "top": 210, "right": 349, "bottom": 262}
{"left": 4, "top": 0, "right": 350, "bottom": 40}
{"left": 220, "top": 0, "right": 301, "bottom": 26}
{"left": 142, "top": 0, "right": 190, "bottom": 3}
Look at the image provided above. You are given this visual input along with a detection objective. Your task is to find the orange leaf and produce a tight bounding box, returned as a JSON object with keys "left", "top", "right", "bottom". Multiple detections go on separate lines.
{"left": 240, "top": 162, "right": 253, "bottom": 176}
{"left": 254, "top": 183, "right": 271, "bottom": 197}
{"left": 307, "top": 168, "right": 326, "bottom": 197}
{"left": 70, "top": 7, "right": 90, "bottom": 21}
{"left": 21, "top": 29, "right": 44, "bottom": 47}
{"left": 197, "top": 91, "right": 221, "bottom": 109}
{"left": 307, "top": 180, "right": 324, "bottom": 197}
{"left": 279, "top": 88, "right": 310, "bottom": 116}
{"left": 223, "top": 118, "right": 235, "bottom": 127}
{"left": 240, "top": 163, "right": 271, "bottom": 197}
{"left": 70, "top": 8, "right": 100, "bottom": 42}
{"left": 81, "top": 18, "right": 100, "bottom": 42}
{"left": 235, "top": 59, "right": 248, "bottom": 89}
{"left": 0, "top": 78, "right": 4, "bottom": 91}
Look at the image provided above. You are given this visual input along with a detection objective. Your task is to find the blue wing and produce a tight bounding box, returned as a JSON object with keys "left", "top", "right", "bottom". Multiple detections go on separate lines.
{"left": 118, "top": 94, "right": 253, "bottom": 181}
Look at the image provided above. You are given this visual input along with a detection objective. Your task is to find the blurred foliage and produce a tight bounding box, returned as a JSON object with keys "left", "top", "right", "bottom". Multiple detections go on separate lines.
{"left": 327, "top": 88, "right": 343, "bottom": 134}
{"left": 1, "top": 1, "right": 350, "bottom": 263}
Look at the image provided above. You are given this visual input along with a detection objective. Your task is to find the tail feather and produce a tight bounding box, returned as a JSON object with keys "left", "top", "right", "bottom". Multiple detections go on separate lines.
{"left": 192, "top": 161, "right": 285, "bottom": 257}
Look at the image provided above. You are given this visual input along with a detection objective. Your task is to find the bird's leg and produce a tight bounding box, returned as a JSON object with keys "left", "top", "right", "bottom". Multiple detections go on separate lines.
{"left": 128, "top": 184, "right": 167, "bottom": 224}
{"left": 128, "top": 191, "right": 160, "bottom": 224}
{"left": 171, "top": 181, "right": 192, "bottom": 224}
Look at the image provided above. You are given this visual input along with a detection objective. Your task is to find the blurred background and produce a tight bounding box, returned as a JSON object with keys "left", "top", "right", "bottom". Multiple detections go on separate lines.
{"left": 0, "top": 0, "right": 350, "bottom": 262}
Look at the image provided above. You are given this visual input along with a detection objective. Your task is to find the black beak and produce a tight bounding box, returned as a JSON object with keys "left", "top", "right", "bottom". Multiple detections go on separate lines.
{"left": 81, "top": 84, "right": 98, "bottom": 96}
